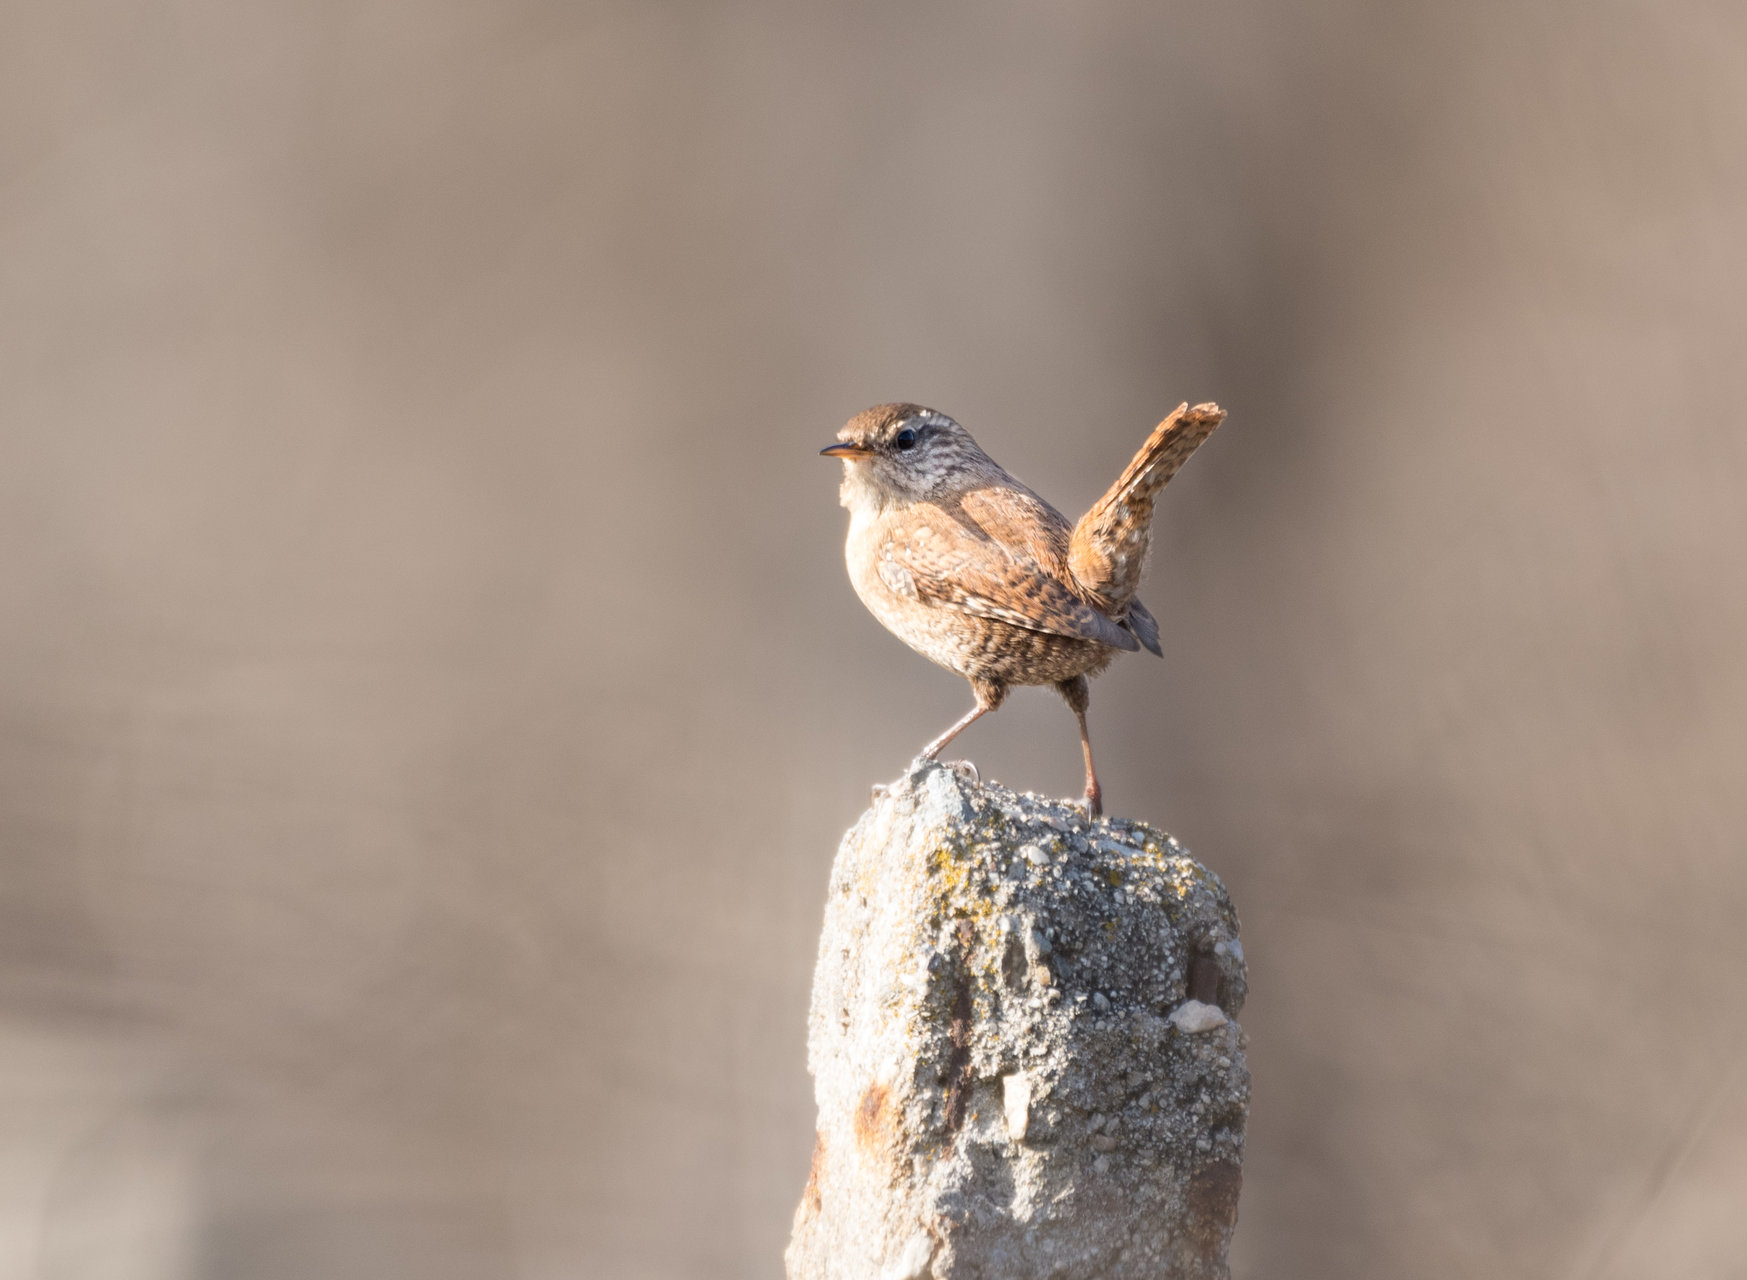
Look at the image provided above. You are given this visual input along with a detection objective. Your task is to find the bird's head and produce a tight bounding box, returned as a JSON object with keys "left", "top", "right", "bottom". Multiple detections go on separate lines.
{"left": 821, "top": 404, "right": 996, "bottom": 511}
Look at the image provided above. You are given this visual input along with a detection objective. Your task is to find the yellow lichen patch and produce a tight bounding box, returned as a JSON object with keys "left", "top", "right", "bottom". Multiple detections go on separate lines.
{"left": 926, "top": 838, "right": 973, "bottom": 896}
{"left": 923, "top": 836, "right": 1001, "bottom": 933}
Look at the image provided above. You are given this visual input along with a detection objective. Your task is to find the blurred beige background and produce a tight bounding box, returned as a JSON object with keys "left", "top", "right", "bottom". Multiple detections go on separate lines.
{"left": 3, "top": 1, "right": 1746, "bottom": 1277}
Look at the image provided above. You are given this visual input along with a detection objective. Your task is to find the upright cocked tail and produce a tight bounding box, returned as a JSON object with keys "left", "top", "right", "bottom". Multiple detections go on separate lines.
{"left": 1068, "top": 402, "right": 1225, "bottom": 655}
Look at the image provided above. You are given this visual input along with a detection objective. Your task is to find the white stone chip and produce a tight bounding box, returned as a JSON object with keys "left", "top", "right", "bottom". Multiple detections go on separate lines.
{"left": 883, "top": 1231, "right": 935, "bottom": 1280}
{"left": 1003, "top": 1071, "right": 1033, "bottom": 1141}
{"left": 1169, "top": 999, "right": 1230, "bottom": 1033}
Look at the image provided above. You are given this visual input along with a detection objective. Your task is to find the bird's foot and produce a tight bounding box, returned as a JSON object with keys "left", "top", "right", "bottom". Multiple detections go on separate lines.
{"left": 945, "top": 759, "right": 980, "bottom": 784}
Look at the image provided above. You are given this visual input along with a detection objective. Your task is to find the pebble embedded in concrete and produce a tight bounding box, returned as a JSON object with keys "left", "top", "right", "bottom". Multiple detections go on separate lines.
{"left": 1169, "top": 1000, "right": 1231, "bottom": 1034}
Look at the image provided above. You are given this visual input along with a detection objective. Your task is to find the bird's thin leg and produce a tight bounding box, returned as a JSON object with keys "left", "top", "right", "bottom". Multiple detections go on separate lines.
{"left": 1056, "top": 676, "right": 1101, "bottom": 818}
{"left": 921, "top": 677, "right": 1007, "bottom": 761}
{"left": 1074, "top": 707, "right": 1102, "bottom": 819}
{"left": 921, "top": 703, "right": 990, "bottom": 760}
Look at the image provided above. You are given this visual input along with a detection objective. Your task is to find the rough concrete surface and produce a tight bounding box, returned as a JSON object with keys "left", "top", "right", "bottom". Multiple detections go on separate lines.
{"left": 787, "top": 761, "right": 1249, "bottom": 1280}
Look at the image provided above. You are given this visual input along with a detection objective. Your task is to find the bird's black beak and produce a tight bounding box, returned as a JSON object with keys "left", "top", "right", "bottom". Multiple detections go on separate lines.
{"left": 820, "top": 442, "right": 874, "bottom": 459}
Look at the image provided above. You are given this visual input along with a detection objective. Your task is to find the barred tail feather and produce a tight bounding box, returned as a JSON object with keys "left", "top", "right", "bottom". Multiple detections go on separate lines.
{"left": 1068, "top": 402, "right": 1224, "bottom": 618}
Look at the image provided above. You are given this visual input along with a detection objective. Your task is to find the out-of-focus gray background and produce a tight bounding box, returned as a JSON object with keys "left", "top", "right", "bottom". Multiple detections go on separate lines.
{"left": 3, "top": 1, "right": 1745, "bottom": 1276}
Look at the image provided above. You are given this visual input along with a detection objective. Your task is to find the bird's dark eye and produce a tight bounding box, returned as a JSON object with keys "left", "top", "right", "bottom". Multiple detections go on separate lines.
{"left": 894, "top": 428, "right": 918, "bottom": 451}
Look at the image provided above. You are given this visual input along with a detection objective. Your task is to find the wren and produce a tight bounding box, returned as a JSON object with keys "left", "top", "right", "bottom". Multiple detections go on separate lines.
{"left": 822, "top": 401, "right": 1224, "bottom": 818}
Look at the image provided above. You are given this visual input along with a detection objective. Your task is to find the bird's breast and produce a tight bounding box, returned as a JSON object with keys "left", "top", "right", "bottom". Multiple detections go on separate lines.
{"left": 844, "top": 509, "right": 913, "bottom": 622}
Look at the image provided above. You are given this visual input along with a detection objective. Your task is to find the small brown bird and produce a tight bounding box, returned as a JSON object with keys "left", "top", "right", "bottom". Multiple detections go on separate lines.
{"left": 822, "top": 401, "right": 1224, "bottom": 817}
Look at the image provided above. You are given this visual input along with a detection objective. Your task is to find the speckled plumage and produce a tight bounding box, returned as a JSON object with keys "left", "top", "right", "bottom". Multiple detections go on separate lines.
{"left": 823, "top": 401, "right": 1225, "bottom": 816}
